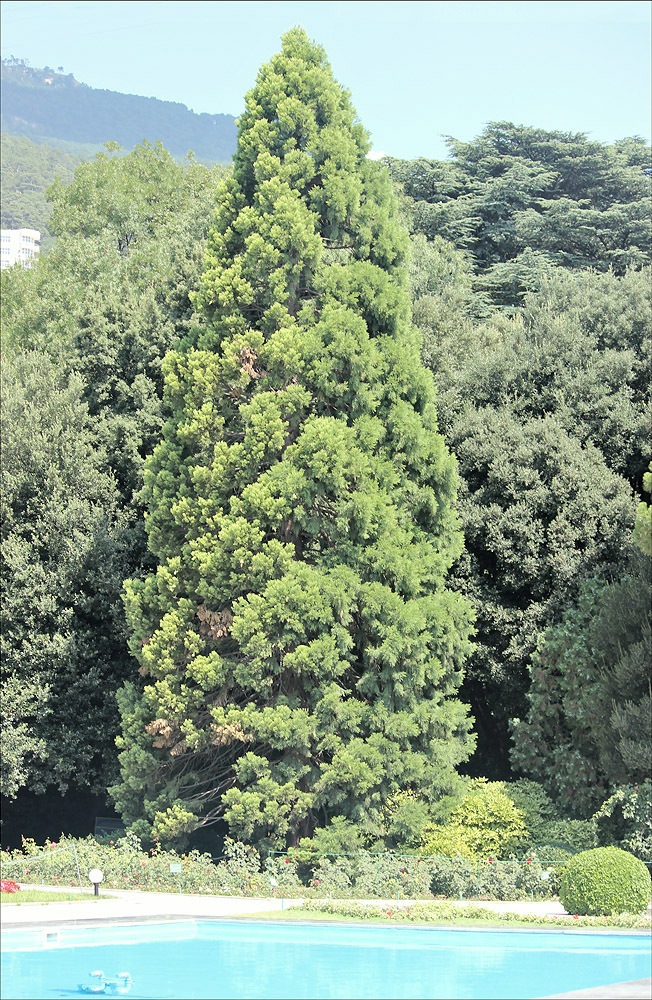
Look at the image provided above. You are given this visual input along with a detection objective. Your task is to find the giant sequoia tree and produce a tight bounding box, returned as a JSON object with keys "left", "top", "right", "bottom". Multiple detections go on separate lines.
{"left": 112, "top": 29, "right": 474, "bottom": 848}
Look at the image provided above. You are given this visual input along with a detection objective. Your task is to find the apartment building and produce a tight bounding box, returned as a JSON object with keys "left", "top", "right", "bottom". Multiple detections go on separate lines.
{"left": 0, "top": 228, "right": 41, "bottom": 269}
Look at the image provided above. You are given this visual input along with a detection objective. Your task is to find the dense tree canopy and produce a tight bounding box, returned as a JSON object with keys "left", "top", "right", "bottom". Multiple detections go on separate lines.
{"left": 112, "top": 28, "right": 475, "bottom": 849}
{"left": 512, "top": 550, "right": 651, "bottom": 815}
{"left": 1, "top": 352, "right": 129, "bottom": 796}
{"left": 0, "top": 143, "right": 226, "bottom": 802}
{"left": 388, "top": 124, "right": 651, "bottom": 304}
{"left": 0, "top": 132, "right": 80, "bottom": 239}
{"left": 1, "top": 39, "right": 649, "bottom": 847}
{"left": 402, "top": 261, "right": 648, "bottom": 771}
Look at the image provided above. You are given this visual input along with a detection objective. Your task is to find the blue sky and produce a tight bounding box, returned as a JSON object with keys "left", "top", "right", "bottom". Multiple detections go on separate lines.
{"left": 2, "top": 0, "right": 650, "bottom": 159}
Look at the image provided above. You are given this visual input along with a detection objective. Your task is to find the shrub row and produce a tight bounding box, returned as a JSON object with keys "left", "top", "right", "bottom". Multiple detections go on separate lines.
{"left": 301, "top": 899, "right": 651, "bottom": 928}
{"left": 0, "top": 835, "right": 568, "bottom": 901}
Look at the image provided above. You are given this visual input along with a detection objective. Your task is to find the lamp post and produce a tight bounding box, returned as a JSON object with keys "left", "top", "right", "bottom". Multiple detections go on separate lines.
{"left": 88, "top": 868, "right": 104, "bottom": 897}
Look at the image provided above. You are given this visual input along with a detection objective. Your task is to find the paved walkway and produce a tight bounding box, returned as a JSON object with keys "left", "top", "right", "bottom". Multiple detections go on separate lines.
{"left": 1, "top": 883, "right": 302, "bottom": 925}
{"left": 1, "top": 882, "right": 572, "bottom": 926}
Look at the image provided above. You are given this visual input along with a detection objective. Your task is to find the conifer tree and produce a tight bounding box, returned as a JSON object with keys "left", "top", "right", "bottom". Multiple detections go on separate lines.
{"left": 112, "top": 29, "right": 474, "bottom": 848}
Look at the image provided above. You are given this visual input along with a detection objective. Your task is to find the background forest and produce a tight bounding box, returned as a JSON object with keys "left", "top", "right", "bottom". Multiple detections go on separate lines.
{"left": 1, "top": 34, "right": 650, "bottom": 866}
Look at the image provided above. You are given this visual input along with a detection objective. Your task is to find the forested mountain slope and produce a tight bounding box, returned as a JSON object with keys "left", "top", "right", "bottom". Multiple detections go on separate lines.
{"left": 1, "top": 59, "right": 237, "bottom": 163}
{"left": 1, "top": 133, "right": 81, "bottom": 238}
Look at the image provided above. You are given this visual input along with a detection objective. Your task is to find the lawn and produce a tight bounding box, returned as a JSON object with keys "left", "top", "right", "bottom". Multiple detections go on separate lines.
{"left": 0, "top": 889, "right": 101, "bottom": 903}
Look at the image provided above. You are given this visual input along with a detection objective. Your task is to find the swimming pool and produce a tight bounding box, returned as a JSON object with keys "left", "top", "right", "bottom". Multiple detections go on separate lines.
{"left": 1, "top": 919, "right": 650, "bottom": 999}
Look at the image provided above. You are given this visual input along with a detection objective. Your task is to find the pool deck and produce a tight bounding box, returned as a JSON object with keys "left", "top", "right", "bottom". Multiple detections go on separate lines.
{"left": 1, "top": 882, "right": 576, "bottom": 926}
{"left": 543, "top": 981, "right": 652, "bottom": 999}
{"left": 2, "top": 886, "right": 650, "bottom": 1000}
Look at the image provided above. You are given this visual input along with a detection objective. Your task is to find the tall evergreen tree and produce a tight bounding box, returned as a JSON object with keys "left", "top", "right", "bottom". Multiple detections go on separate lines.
{"left": 388, "top": 124, "right": 651, "bottom": 305}
{"left": 112, "top": 29, "right": 474, "bottom": 848}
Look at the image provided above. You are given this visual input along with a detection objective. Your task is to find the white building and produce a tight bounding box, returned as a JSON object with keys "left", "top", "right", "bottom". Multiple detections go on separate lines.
{"left": 0, "top": 228, "right": 41, "bottom": 269}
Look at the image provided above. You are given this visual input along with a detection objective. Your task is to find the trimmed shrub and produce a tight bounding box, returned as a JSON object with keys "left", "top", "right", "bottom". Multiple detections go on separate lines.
{"left": 559, "top": 846, "right": 651, "bottom": 915}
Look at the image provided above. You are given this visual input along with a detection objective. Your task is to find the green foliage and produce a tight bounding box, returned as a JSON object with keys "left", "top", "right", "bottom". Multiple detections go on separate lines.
{"left": 633, "top": 463, "right": 652, "bottom": 556}
{"left": 113, "top": 29, "right": 474, "bottom": 849}
{"left": 440, "top": 268, "right": 651, "bottom": 484}
{"left": 559, "top": 847, "right": 651, "bottom": 916}
{"left": 1, "top": 352, "right": 130, "bottom": 797}
{"left": 452, "top": 410, "right": 635, "bottom": 761}
{"left": 504, "top": 778, "right": 596, "bottom": 857}
{"left": 0, "top": 674, "right": 48, "bottom": 800}
{"left": 297, "top": 815, "right": 367, "bottom": 855}
{"left": 505, "top": 780, "right": 558, "bottom": 844}
{"left": 422, "top": 779, "right": 527, "bottom": 859}
{"left": 512, "top": 553, "right": 651, "bottom": 815}
{"left": 428, "top": 266, "right": 647, "bottom": 766}
{"left": 1, "top": 144, "right": 227, "bottom": 803}
{"left": 389, "top": 123, "right": 651, "bottom": 305}
{"left": 0, "top": 132, "right": 80, "bottom": 237}
{"left": 536, "top": 821, "right": 597, "bottom": 855}
{"left": 298, "top": 898, "right": 651, "bottom": 927}
{"left": 594, "top": 781, "right": 652, "bottom": 863}
{"left": 0, "top": 835, "right": 236, "bottom": 895}
{"left": 1, "top": 836, "right": 560, "bottom": 903}
{"left": 428, "top": 855, "right": 557, "bottom": 902}
{"left": 1, "top": 59, "right": 236, "bottom": 162}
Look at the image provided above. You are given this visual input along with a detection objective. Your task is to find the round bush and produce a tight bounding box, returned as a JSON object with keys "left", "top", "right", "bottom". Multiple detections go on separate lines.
{"left": 559, "top": 846, "right": 651, "bottom": 915}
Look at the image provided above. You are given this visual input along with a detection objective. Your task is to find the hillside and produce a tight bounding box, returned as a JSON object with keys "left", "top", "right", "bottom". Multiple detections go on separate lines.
{"left": 1, "top": 59, "right": 237, "bottom": 163}
{"left": 1, "top": 133, "right": 81, "bottom": 238}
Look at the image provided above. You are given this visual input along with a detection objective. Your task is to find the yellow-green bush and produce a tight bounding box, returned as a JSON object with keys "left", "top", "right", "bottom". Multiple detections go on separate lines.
{"left": 422, "top": 779, "right": 528, "bottom": 858}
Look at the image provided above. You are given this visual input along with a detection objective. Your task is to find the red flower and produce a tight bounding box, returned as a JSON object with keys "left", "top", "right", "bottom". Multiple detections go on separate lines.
{"left": 0, "top": 881, "right": 20, "bottom": 893}
{"left": 401, "top": 869, "right": 406, "bottom": 874}
{"left": 526, "top": 859, "right": 532, "bottom": 864}
{"left": 284, "top": 859, "right": 290, "bottom": 864}
{"left": 488, "top": 858, "right": 493, "bottom": 864}
{"left": 109, "top": 840, "right": 114, "bottom": 846}
{"left": 574, "top": 914, "right": 578, "bottom": 920}
{"left": 314, "top": 879, "right": 320, "bottom": 885}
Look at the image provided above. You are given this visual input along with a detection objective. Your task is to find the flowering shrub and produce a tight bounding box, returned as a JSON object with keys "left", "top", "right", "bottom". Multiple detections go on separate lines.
{"left": 0, "top": 880, "right": 20, "bottom": 893}
{"left": 0, "top": 836, "right": 566, "bottom": 901}
{"left": 302, "top": 899, "right": 650, "bottom": 928}
{"left": 0, "top": 836, "right": 222, "bottom": 895}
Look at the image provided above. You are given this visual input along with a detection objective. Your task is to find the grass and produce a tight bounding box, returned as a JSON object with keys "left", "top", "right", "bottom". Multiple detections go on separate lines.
{"left": 0, "top": 889, "right": 100, "bottom": 903}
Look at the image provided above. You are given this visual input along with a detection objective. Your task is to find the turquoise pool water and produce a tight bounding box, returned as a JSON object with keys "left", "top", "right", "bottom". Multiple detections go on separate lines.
{"left": 1, "top": 920, "right": 650, "bottom": 1000}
